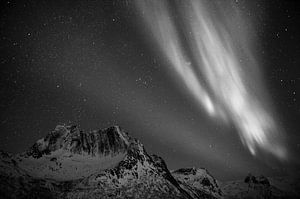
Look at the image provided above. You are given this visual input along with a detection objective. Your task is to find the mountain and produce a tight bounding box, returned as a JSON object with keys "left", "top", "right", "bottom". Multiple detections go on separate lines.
{"left": 172, "top": 168, "right": 222, "bottom": 199}
{"left": 221, "top": 174, "right": 300, "bottom": 199}
{"left": 0, "top": 125, "right": 222, "bottom": 199}
{"left": 2, "top": 124, "right": 298, "bottom": 199}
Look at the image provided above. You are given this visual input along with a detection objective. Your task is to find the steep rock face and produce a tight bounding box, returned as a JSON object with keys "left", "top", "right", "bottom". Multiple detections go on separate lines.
{"left": 172, "top": 167, "right": 223, "bottom": 199}
{"left": 0, "top": 124, "right": 220, "bottom": 199}
{"left": 25, "top": 125, "right": 129, "bottom": 158}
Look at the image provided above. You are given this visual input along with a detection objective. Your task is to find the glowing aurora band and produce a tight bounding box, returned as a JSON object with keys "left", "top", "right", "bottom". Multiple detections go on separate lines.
{"left": 135, "top": 0, "right": 286, "bottom": 159}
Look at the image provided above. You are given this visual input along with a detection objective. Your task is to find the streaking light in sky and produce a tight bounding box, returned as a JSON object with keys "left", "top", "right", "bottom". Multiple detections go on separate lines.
{"left": 135, "top": 0, "right": 286, "bottom": 159}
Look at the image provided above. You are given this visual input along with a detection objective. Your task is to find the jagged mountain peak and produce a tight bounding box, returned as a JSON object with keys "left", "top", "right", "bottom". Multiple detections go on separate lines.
{"left": 25, "top": 124, "right": 131, "bottom": 159}
{"left": 172, "top": 167, "right": 215, "bottom": 180}
{"left": 172, "top": 167, "right": 223, "bottom": 199}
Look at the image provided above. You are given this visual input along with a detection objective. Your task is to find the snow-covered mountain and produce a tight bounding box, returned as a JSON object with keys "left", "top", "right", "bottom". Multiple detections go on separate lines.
{"left": 16, "top": 125, "right": 129, "bottom": 181}
{"left": 0, "top": 125, "right": 222, "bottom": 199}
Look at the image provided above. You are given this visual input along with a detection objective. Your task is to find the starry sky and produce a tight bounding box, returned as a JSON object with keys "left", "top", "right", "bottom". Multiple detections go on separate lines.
{"left": 0, "top": 0, "right": 299, "bottom": 181}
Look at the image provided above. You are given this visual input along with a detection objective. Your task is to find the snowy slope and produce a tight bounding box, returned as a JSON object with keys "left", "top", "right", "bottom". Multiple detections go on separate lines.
{"left": 61, "top": 142, "right": 193, "bottom": 199}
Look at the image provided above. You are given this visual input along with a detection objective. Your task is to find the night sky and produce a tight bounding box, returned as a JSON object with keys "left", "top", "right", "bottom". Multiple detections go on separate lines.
{"left": 0, "top": 0, "right": 299, "bottom": 181}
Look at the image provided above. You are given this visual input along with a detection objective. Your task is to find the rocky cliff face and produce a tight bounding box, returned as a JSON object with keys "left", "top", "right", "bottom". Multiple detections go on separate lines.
{"left": 0, "top": 125, "right": 222, "bottom": 199}
{"left": 25, "top": 125, "right": 129, "bottom": 158}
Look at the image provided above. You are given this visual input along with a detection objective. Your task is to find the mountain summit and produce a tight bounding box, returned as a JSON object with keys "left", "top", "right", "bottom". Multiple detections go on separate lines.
{"left": 26, "top": 125, "right": 130, "bottom": 158}
{"left": 0, "top": 125, "right": 222, "bottom": 199}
